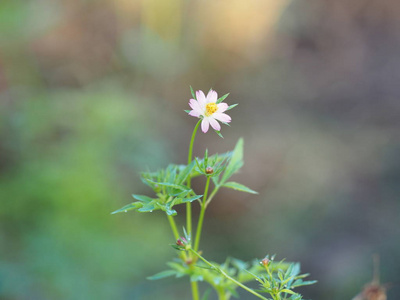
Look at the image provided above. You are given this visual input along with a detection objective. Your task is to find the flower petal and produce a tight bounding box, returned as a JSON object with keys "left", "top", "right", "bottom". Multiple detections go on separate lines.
{"left": 209, "top": 118, "right": 221, "bottom": 131}
{"left": 206, "top": 90, "right": 218, "bottom": 103}
{"left": 189, "top": 110, "right": 201, "bottom": 117}
{"left": 196, "top": 90, "right": 207, "bottom": 107}
{"left": 217, "top": 103, "right": 228, "bottom": 112}
{"left": 213, "top": 113, "right": 231, "bottom": 123}
{"left": 201, "top": 118, "right": 210, "bottom": 133}
{"left": 189, "top": 99, "right": 202, "bottom": 113}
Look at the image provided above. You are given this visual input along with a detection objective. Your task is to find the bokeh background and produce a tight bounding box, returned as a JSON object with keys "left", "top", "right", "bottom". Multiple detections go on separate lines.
{"left": 1, "top": 0, "right": 399, "bottom": 299}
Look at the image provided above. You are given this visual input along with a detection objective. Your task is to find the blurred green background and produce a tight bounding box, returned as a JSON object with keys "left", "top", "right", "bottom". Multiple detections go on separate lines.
{"left": 1, "top": 0, "right": 399, "bottom": 299}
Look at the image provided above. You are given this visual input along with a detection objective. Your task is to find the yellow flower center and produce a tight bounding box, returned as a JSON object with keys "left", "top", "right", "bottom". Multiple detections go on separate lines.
{"left": 205, "top": 103, "right": 218, "bottom": 116}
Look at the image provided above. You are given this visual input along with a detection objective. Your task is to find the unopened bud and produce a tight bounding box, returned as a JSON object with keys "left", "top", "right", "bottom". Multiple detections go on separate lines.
{"left": 205, "top": 167, "right": 214, "bottom": 174}
{"left": 176, "top": 237, "right": 187, "bottom": 247}
{"left": 261, "top": 258, "right": 270, "bottom": 267}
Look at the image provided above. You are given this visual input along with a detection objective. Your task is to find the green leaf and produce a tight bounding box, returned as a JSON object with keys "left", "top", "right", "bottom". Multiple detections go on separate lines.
{"left": 201, "top": 289, "right": 212, "bottom": 300}
{"left": 222, "top": 182, "right": 258, "bottom": 194}
{"left": 226, "top": 286, "right": 239, "bottom": 298}
{"left": 190, "top": 86, "right": 196, "bottom": 99}
{"left": 281, "top": 289, "right": 296, "bottom": 295}
{"left": 170, "top": 244, "right": 184, "bottom": 251}
{"left": 111, "top": 202, "right": 142, "bottom": 214}
{"left": 291, "top": 279, "right": 317, "bottom": 288}
{"left": 216, "top": 93, "right": 229, "bottom": 104}
{"left": 215, "top": 131, "right": 224, "bottom": 138}
{"left": 145, "top": 179, "right": 190, "bottom": 191}
{"left": 220, "top": 138, "right": 244, "bottom": 184}
{"left": 132, "top": 194, "right": 153, "bottom": 203}
{"left": 226, "top": 103, "right": 238, "bottom": 111}
{"left": 147, "top": 270, "right": 177, "bottom": 280}
{"left": 165, "top": 208, "right": 177, "bottom": 216}
{"left": 176, "top": 161, "right": 195, "bottom": 184}
{"left": 138, "top": 202, "right": 156, "bottom": 212}
{"left": 181, "top": 194, "right": 202, "bottom": 203}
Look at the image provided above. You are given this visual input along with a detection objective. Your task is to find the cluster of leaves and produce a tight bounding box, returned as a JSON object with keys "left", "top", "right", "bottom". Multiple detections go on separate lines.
{"left": 111, "top": 162, "right": 202, "bottom": 216}
{"left": 250, "top": 255, "right": 317, "bottom": 300}
{"left": 148, "top": 255, "right": 315, "bottom": 300}
{"left": 112, "top": 138, "right": 256, "bottom": 216}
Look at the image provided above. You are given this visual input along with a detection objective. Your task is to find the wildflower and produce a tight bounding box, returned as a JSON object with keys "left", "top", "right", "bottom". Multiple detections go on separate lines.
{"left": 188, "top": 89, "right": 231, "bottom": 133}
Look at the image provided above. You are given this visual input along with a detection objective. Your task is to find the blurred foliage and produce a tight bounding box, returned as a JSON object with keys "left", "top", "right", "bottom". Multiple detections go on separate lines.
{"left": 1, "top": 0, "right": 400, "bottom": 299}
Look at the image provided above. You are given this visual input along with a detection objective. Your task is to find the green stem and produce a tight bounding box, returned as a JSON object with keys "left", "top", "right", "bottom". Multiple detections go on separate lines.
{"left": 186, "top": 120, "right": 201, "bottom": 238}
{"left": 189, "top": 249, "right": 268, "bottom": 300}
{"left": 194, "top": 176, "right": 211, "bottom": 251}
{"left": 191, "top": 281, "right": 200, "bottom": 300}
{"left": 167, "top": 215, "right": 180, "bottom": 240}
{"left": 217, "top": 287, "right": 228, "bottom": 300}
{"left": 205, "top": 186, "right": 219, "bottom": 207}
{"left": 186, "top": 120, "right": 201, "bottom": 300}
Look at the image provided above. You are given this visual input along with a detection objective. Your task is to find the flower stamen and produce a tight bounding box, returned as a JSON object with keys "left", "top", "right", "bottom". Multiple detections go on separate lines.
{"left": 205, "top": 103, "right": 218, "bottom": 116}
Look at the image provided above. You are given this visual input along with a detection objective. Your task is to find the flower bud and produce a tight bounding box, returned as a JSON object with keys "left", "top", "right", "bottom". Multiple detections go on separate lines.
{"left": 205, "top": 167, "right": 214, "bottom": 175}
{"left": 261, "top": 258, "right": 270, "bottom": 267}
{"left": 176, "top": 237, "right": 187, "bottom": 248}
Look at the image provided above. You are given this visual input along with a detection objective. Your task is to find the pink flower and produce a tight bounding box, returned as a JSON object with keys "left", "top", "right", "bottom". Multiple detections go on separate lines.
{"left": 188, "top": 89, "right": 232, "bottom": 133}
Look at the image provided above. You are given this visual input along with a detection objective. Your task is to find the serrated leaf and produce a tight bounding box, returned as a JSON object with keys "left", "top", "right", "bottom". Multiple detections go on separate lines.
{"left": 147, "top": 270, "right": 176, "bottom": 280}
{"left": 216, "top": 93, "right": 229, "bottom": 104}
{"left": 176, "top": 161, "right": 195, "bottom": 184}
{"left": 111, "top": 202, "right": 142, "bottom": 214}
{"left": 281, "top": 289, "right": 296, "bottom": 294}
{"left": 291, "top": 280, "right": 317, "bottom": 288}
{"left": 222, "top": 182, "right": 258, "bottom": 194}
{"left": 138, "top": 202, "right": 156, "bottom": 212}
{"left": 145, "top": 179, "right": 190, "bottom": 191}
{"left": 165, "top": 208, "right": 177, "bottom": 216}
{"left": 220, "top": 138, "right": 243, "bottom": 184}
{"left": 181, "top": 194, "right": 202, "bottom": 203}
{"left": 132, "top": 194, "right": 153, "bottom": 203}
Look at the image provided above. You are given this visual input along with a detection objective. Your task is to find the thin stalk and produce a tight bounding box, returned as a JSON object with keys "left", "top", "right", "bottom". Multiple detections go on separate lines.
{"left": 167, "top": 215, "right": 180, "bottom": 240}
{"left": 189, "top": 249, "right": 268, "bottom": 300}
{"left": 191, "top": 281, "right": 200, "bottom": 300}
{"left": 167, "top": 215, "right": 187, "bottom": 261}
{"left": 186, "top": 120, "right": 201, "bottom": 300}
{"left": 194, "top": 176, "right": 211, "bottom": 251}
{"left": 217, "top": 287, "right": 228, "bottom": 300}
{"left": 205, "top": 186, "right": 220, "bottom": 207}
{"left": 186, "top": 120, "right": 201, "bottom": 237}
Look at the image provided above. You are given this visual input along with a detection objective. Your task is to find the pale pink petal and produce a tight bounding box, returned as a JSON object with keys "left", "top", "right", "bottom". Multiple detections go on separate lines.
{"left": 208, "top": 118, "right": 221, "bottom": 131}
{"left": 201, "top": 118, "right": 210, "bottom": 133}
{"left": 213, "top": 113, "right": 231, "bottom": 123}
{"left": 196, "top": 90, "right": 207, "bottom": 107}
{"left": 189, "top": 110, "right": 201, "bottom": 117}
{"left": 206, "top": 90, "right": 218, "bottom": 103}
{"left": 217, "top": 103, "right": 228, "bottom": 112}
{"left": 189, "top": 99, "right": 202, "bottom": 112}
